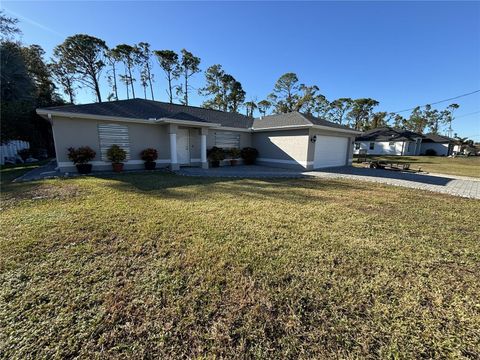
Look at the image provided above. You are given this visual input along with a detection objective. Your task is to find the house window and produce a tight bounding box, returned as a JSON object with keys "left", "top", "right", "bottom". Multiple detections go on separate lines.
{"left": 98, "top": 123, "right": 130, "bottom": 161}
{"left": 389, "top": 141, "right": 395, "bottom": 147}
{"left": 214, "top": 131, "right": 240, "bottom": 149}
{"left": 369, "top": 142, "right": 375, "bottom": 150}
{"left": 354, "top": 142, "right": 360, "bottom": 150}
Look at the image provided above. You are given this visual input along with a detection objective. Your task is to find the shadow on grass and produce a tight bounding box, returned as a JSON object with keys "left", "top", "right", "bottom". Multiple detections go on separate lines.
{"left": 95, "top": 172, "right": 369, "bottom": 203}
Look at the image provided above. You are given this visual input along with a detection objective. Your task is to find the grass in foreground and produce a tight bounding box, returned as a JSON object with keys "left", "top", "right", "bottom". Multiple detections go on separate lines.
{"left": 353, "top": 155, "right": 480, "bottom": 178}
{"left": 1, "top": 172, "right": 479, "bottom": 358}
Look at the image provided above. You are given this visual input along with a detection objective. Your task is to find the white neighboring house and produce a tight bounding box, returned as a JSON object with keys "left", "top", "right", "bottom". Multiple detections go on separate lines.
{"left": 354, "top": 127, "right": 423, "bottom": 156}
{"left": 420, "top": 133, "right": 459, "bottom": 156}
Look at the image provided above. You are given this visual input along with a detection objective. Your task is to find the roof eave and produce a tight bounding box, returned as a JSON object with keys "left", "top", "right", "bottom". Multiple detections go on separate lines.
{"left": 297, "top": 112, "right": 360, "bottom": 134}
{"left": 211, "top": 126, "right": 252, "bottom": 132}
{"left": 311, "top": 124, "right": 361, "bottom": 135}
{"left": 160, "top": 117, "right": 221, "bottom": 128}
{"left": 36, "top": 109, "right": 157, "bottom": 124}
{"left": 252, "top": 124, "right": 313, "bottom": 132}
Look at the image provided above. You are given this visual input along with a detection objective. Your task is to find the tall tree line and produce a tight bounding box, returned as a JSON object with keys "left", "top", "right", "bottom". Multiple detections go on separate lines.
{"left": 2, "top": 11, "right": 462, "bottom": 150}
{"left": 46, "top": 33, "right": 464, "bottom": 134}
{"left": 51, "top": 35, "right": 205, "bottom": 107}
{"left": 257, "top": 72, "right": 460, "bottom": 134}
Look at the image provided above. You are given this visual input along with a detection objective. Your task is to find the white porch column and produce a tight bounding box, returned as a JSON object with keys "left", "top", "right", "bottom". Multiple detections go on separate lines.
{"left": 169, "top": 124, "right": 179, "bottom": 170}
{"left": 200, "top": 128, "right": 208, "bottom": 169}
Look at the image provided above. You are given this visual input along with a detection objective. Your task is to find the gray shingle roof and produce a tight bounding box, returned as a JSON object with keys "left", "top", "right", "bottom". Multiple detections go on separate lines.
{"left": 41, "top": 98, "right": 254, "bottom": 129}
{"left": 168, "top": 111, "right": 207, "bottom": 123}
{"left": 422, "top": 133, "right": 454, "bottom": 143}
{"left": 252, "top": 112, "right": 355, "bottom": 131}
{"left": 356, "top": 127, "right": 422, "bottom": 141}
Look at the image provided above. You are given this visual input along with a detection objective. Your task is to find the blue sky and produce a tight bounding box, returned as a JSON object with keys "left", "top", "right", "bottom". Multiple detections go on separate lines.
{"left": 3, "top": 1, "right": 480, "bottom": 139}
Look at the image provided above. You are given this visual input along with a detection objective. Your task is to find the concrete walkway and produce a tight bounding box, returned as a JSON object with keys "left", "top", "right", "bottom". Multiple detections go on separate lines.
{"left": 178, "top": 165, "right": 480, "bottom": 199}
{"left": 13, "top": 160, "right": 59, "bottom": 182}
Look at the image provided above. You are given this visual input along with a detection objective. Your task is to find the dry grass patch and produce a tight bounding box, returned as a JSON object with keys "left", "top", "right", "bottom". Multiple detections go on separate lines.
{"left": 1, "top": 172, "right": 479, "bottom": 358}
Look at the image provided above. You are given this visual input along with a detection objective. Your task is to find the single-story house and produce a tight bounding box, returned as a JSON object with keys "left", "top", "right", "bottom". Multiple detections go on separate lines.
{"left": 420, "top": 133, "right": 459, "bottom": 156}
{"left": 354, "top": 127, "right": 461, "bottom": 156}
{"left": 36, "top": 98, "right": 360, "bottom": 173}
{"left": 354, "top": 127, "right": 423, "bottom": 156}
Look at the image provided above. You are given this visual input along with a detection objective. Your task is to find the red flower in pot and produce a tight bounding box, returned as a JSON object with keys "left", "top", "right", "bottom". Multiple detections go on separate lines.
{"left": 140, "top": 148, "right": 158, "bottom": 170}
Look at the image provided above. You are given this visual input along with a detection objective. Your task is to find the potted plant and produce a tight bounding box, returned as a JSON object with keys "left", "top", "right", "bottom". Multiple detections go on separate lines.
{"left": 106, "top": 144, "right": 127, "bottom": 172}
{"left": 240, "top": 147, "right": 259, "bottom": 165}
{"left": 207, "top": 146, "right": 225, "bottom": 168}
{"left": 67, "top": 146, "right": 96, "bottom": 174}
{"left": 229, "top": 148, "right": 241, "bottom": 166}
{"left": 140, "top": 148, "right": 158, "bottom": 170}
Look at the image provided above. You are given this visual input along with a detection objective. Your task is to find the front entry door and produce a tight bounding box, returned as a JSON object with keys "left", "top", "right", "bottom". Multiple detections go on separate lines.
{"left": 176, "top": 128, "right": 190, "bottom": 165}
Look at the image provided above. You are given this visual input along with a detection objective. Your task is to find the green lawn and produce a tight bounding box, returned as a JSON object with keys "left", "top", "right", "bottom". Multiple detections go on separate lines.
{"left": 353, "top": 155, "right": 480, "bottom": 178}
{"left": 1, "top": 171, "right": 479, "bottom": 358}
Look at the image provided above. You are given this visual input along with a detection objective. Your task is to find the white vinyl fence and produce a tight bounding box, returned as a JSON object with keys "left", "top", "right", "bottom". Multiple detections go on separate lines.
{"left": 0, "top": 140, "right": 30, "bottom": 165}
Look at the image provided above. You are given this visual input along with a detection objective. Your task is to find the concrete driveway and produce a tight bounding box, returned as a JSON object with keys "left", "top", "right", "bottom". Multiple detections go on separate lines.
{"left": 178, "top": 165, "right": 480, "bottom": 199}
{"left": 303, "top": 167, "right": 480, "bottom": 199}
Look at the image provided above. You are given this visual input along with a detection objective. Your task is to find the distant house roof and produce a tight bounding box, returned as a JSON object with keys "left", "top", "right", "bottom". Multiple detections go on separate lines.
{"left": 252, "top": 112, "right": 358, "bottom": 133}
{"left": 39, "top": 98, "right": 254, "bottom": 129}
{"left": 356, "top": 127, "right": 423, "bottom": 142}
{"left": 422, "top": 133, "right": 455, "bottom": 143}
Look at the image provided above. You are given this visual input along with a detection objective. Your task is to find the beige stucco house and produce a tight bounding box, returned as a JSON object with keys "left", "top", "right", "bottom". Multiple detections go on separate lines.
{"left": 36, "top": 99, "right": 359, "bottom": 173}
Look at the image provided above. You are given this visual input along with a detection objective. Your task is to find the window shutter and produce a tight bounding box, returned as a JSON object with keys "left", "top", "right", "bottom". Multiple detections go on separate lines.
{"left": 214, "top": 131, "right": 240, "bottom": 149}
{"left": 98, "top": 123, "right": 130, "bottom": 161}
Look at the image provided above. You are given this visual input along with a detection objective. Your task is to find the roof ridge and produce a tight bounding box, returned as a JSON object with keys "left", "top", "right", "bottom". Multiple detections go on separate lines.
{"left": 255, "top": 111, "right": 311, "bottom": 124}
{"left": 44, "top": 98, "right": 252, "bottom": 119}
{"left": 132, "top": 98, "right": 252, "bottom": 118}
{"left": 296, "top": 111, "right": 316, "bottom": 126}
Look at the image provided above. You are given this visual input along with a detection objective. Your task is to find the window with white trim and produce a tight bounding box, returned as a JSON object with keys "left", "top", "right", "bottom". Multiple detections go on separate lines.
{"left": 354, "top": 142, "right": 360, "bottom": 150}
{"left": 98, "top": 123, "right": 130, "bottom": 161}
{"left": 369, "top": 142, "right": 375, "bottom": 150}
{"left": 214, "top": 131, "right": 240, "bottom": 149}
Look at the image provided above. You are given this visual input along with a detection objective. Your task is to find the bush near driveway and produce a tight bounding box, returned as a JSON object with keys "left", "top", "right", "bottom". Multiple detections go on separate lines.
{"left": 1, "top": 172, "right": 479, "bottom": 358}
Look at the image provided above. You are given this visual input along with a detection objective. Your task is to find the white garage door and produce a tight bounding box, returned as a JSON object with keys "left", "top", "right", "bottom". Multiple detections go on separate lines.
{"left": 313, "top": 135, "right": 348, "bottom": 169}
